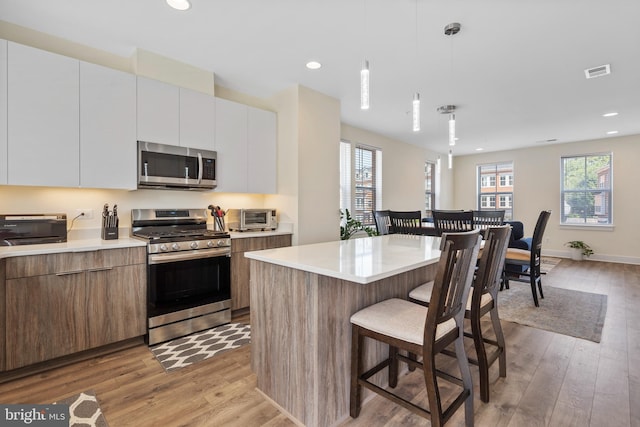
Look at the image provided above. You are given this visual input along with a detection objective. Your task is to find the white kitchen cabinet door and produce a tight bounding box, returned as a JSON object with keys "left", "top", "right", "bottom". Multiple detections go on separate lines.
{"left": 179, "top": 88, "right": 215, "bottom": 151}
{"left": 80, "top": 62, "right": 136, "bottom": 189}
{"left": 215, "top": 97, "right": 248, "bottom": 192}
{"left": 247, "top": 107, "right": 277, "bottom": 194}
{"left": 7, "top": 42, "right": 79, "bottom": 187}
{"left": 0, "top": 40, "right": 7, "bottom": 185}
{"left": 137, "top": 77, "right": 179, "bottom": 145}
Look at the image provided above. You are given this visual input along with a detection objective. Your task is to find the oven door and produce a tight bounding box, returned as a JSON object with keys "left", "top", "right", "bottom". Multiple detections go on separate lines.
{"left": 147, "top": 249, "right": 231, "bottom": 319}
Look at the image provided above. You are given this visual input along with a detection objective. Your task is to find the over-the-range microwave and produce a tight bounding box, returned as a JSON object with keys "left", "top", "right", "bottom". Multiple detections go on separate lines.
{"left": 138, "top": 141, "right": 217, "bottom": 190}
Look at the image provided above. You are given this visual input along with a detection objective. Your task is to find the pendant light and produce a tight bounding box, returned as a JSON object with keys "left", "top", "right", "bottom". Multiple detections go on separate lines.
{"left": 411, "top": 0, "right": 420, "bottom": 132}
{"left": 360, "top": 0, "right": 370, "bottom": 110}
{"left": 361, "top": 60, "right": 370, "bottom": 110}
{"left": 441, "top": 22, "right": 461, "bottom": 168}
{"left": 413, "top": 93, "right": 421, "bottom": 132}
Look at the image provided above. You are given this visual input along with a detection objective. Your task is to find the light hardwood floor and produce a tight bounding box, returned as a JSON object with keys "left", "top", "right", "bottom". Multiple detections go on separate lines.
{"left": 0, "top": 259, "right": 638, "bottom": 426}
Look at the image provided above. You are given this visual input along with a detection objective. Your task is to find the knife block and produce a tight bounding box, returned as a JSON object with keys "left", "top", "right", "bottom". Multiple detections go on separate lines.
{"left": 101, "top": 226, "right": 118, "bottom": 240}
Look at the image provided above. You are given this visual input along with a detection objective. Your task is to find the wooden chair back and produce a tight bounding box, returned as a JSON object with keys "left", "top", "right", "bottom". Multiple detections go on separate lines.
{"left": 388, "top": 210, "right": 423, "bottom": 235}
{"left": 473, "top": 210, "right": 505, "bottom": 229}
{"left": 373, "top": 210, "right": 392, "bottom": 235}
{"left": 425, "top": 230, "right": 482, "bottom": 349}
{"left": 432, "top": 210, "right": 474, "bottom": 236}
{"left": 473, "top": 225, "right": 511, "bottom": 299}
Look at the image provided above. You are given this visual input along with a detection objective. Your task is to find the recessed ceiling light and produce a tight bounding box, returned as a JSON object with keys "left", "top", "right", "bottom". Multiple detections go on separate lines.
{"left": 602, "top": 112, "right": 618, "bottom": 117}
{"left": 166, "top": 0, "right": 191, "bottom": 11}
{"left": 606, "top": 130, "right": 619, "bottom": 135}
{"left": 306, "top": 61, "right": 322, "bottom": 70}
{"left": 475, "top": 148, "right": 484, "bottom": 151}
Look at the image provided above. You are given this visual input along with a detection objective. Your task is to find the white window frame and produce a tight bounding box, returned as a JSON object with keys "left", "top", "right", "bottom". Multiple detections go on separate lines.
{"left": 340, "top": 140, "right": 382, "bottom": 226}
{"left": 560, "top": 153, "right": 612, "bottom": 227}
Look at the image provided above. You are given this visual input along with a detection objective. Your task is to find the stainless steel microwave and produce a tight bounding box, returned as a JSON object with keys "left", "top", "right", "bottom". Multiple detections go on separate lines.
{"left": 226, "top": 209, "right": 277, "bottom": 231}
{"left": 138, "top": 141, "right": 217, "bottom": 190}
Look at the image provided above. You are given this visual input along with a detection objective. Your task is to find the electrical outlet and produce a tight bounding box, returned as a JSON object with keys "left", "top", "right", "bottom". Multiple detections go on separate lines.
{"left": 75, "top": 208, "right": 94, "bottom": 219}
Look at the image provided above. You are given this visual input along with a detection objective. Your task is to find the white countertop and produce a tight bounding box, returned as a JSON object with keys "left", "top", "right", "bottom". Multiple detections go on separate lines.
{"left": 0, "top": 237, "right": 147, "bottom": 259}
{"left": 244, "top": 234, "right": 442, "bottom": 284}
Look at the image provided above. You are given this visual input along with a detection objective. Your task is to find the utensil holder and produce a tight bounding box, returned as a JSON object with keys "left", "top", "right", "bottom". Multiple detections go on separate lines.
{"left": 101, "top": 227, "right": 118, "bottom": 240}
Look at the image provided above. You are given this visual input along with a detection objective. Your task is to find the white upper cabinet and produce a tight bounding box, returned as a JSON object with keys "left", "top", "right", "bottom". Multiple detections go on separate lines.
{"left": 179, "top": 87, "right": 215, "bottom": 151}
{"left": 215, "top": 97, "right": 248, "bottom": 193}
{"left": 247, "top": 107, "right": 277, "bottom": 194}
{"left": 80, "top": 61, "right": 136, "bottom": 189}
{"left": 0, "top": 40, "right": 7, "bottom": 185}
{"left": 215, "top": 97, "right": 277, "bottom": 194}
{"left": 7, "top": 42, "right": 79, "bottom": 187}
{"left": 137, "top": 76, "right": 215, "bottom": 151}
{"left": 136, "top": 76, "right": 179, "bottom": 145}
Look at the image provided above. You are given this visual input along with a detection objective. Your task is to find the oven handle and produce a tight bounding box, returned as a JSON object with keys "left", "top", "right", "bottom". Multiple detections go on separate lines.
{"left": 149, "top": 248, "right": 230, "bottom": 264}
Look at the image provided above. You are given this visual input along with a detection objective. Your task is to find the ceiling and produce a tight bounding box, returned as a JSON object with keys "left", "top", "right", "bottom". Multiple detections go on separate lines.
{"left": 2, "top": 0, "right": 639, "bottom": 155}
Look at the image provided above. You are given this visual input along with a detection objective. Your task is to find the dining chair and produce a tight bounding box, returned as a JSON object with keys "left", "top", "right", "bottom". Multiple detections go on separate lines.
{"left": 373, "top": 210, "right": 392, "bottom": 235}
{"left": 432, "top": 210, "right": 474, "bottom": 237}
{"left": 503, "top": 210, "right": 552, "bottom": 307}
{"left": 472, "top": 210, "right": 505, "bottom": 232}
{"left": 388, "top": 210, "right": 424, "bottom": 235}
{"left": 350, "top": 230, "right": 481, "bottom": 427}
{"left": 409, "top": 225, "right": 512, "bottom": 402}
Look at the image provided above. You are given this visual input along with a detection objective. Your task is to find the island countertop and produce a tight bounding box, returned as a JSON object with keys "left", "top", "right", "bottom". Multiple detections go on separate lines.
{"left": 245, "top": 234, "right": 442, "bottom": 284}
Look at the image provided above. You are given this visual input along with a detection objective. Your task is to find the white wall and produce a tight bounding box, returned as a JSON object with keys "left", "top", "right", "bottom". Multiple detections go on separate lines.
{"left": 453, "top": 134, "right": 640, "bottom": 263}
{"left": 340, "top": 124, "right": 451, "bottom": 213}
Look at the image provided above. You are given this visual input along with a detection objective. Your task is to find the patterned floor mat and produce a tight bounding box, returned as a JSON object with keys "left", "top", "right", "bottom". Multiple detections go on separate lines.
{"left": 55, "top": 390, "right": 109, "bottom": 427}
{"left": 150, "top": 323, "right": 251, "bottom": 372}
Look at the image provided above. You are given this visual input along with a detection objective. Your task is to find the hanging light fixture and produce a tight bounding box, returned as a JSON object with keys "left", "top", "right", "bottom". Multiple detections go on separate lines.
{"left": 437, "top": 105, "right": 456, "bottom": 145}
{"left": 441, "top": 22, "right": 461, "bottom": 167}
{"left": 413, "top": 93, "right": 421, "bottom": 132}
{"left": 411, "top": 0, "right": 420, "bottom": 132}
{"left": 360, "top": 0, "right": 370, "bottom": 110}
{"left": 361, "top": 60, "right": 370, "bottom": 110}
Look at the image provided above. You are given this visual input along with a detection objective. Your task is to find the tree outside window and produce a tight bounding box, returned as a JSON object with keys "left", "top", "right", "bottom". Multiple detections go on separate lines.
{"left": 561, "top": 154, "right": 612, "bottom": 225}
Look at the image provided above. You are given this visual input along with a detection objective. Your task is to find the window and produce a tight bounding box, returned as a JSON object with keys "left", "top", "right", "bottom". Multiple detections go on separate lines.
{"left": 477, "top": 162, "right": 513, "bottom": 220}
{"left": 561, "top": 153, "right": 612, "bottom": 225}
{"left": 340, "top": 140, "right": 382, "bottom": 226}
{"left": 424, "top": 161, "right": 436, "bottom": 214}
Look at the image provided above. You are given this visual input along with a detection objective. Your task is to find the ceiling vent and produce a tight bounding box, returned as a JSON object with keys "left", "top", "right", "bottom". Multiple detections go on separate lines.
{"left": 584, "top": 64, "right": 611, "bottom": 79}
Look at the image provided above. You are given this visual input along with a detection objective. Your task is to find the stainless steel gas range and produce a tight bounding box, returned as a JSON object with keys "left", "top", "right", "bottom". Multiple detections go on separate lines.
{"left": 131, "top": 208, "right": 231, "bottom": 345}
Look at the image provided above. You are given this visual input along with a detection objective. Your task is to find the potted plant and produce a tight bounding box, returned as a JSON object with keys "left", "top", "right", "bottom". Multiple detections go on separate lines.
{"left": 565, "top": 240, "right": 593, "bottom": 261}
{"left": 340, "top": 209, "right": 378, "bottom": 240}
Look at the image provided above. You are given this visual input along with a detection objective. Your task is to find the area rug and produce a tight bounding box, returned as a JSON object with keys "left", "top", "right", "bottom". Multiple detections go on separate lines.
{"left": 497, "top": 285, "right": 607, "bottom": 342}
{"left": 55, "top": 390, "right": 109, "bottom": 427}
{"left": 150, "top": 323, "right": 251, "bottom": 372}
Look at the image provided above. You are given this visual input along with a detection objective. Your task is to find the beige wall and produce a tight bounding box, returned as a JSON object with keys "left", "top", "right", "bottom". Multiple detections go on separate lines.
{"left": 340, "top": 124, "right": 452, "bottom": 213}
{"left": 453, "top": 134, "right": 640, "bottom": 263}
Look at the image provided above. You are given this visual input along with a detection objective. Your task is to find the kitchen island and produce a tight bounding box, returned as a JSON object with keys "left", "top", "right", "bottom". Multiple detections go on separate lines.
{"left": 245, "top": 234, "right": 442, "bottom": 427}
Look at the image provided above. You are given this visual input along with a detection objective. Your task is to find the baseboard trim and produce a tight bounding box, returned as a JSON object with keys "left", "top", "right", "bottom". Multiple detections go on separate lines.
{"left": 543, "top": 249, "right": 640, "bottom": 265}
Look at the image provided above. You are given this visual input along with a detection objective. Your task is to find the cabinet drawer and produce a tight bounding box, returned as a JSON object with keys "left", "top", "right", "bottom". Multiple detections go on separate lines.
{"left": 231, "top": 234, "right": 292, "bottom": 253}
{"left": 6, "top": 252, "right": 85, "bottom": 279}
{"left": 6, "top": 247, "right": 146, "bottom": 279}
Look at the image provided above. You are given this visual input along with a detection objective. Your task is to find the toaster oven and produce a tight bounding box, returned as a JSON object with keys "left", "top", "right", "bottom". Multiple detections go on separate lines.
{"left": 226, "top": 209, "right": 277, "bottom": 231}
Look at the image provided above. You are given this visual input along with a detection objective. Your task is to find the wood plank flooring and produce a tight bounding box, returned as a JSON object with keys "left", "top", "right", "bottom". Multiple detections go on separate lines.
{"left": 0, "top": 259, "right": 638, "bottom": 426}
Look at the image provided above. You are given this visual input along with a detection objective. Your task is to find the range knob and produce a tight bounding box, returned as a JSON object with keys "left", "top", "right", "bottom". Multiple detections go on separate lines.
{"left": 217, "top": 240, "right": 226, "bottom": 247}
{"left": 159, "top": 244, "right": 169, "bottom": 252}
{"left": 171, "top": 243, "right": 180, "bottom": 251}
{"left": 190, "top": 241, "right": 199, "bottom": 249}
{"left": 207, "top": 240, "right": 215, "bottom": 248}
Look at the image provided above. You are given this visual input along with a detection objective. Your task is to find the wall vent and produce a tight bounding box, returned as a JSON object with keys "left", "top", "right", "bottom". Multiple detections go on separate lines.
{"left": 584, "top": 64, "right": 611, "bottom": 79}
